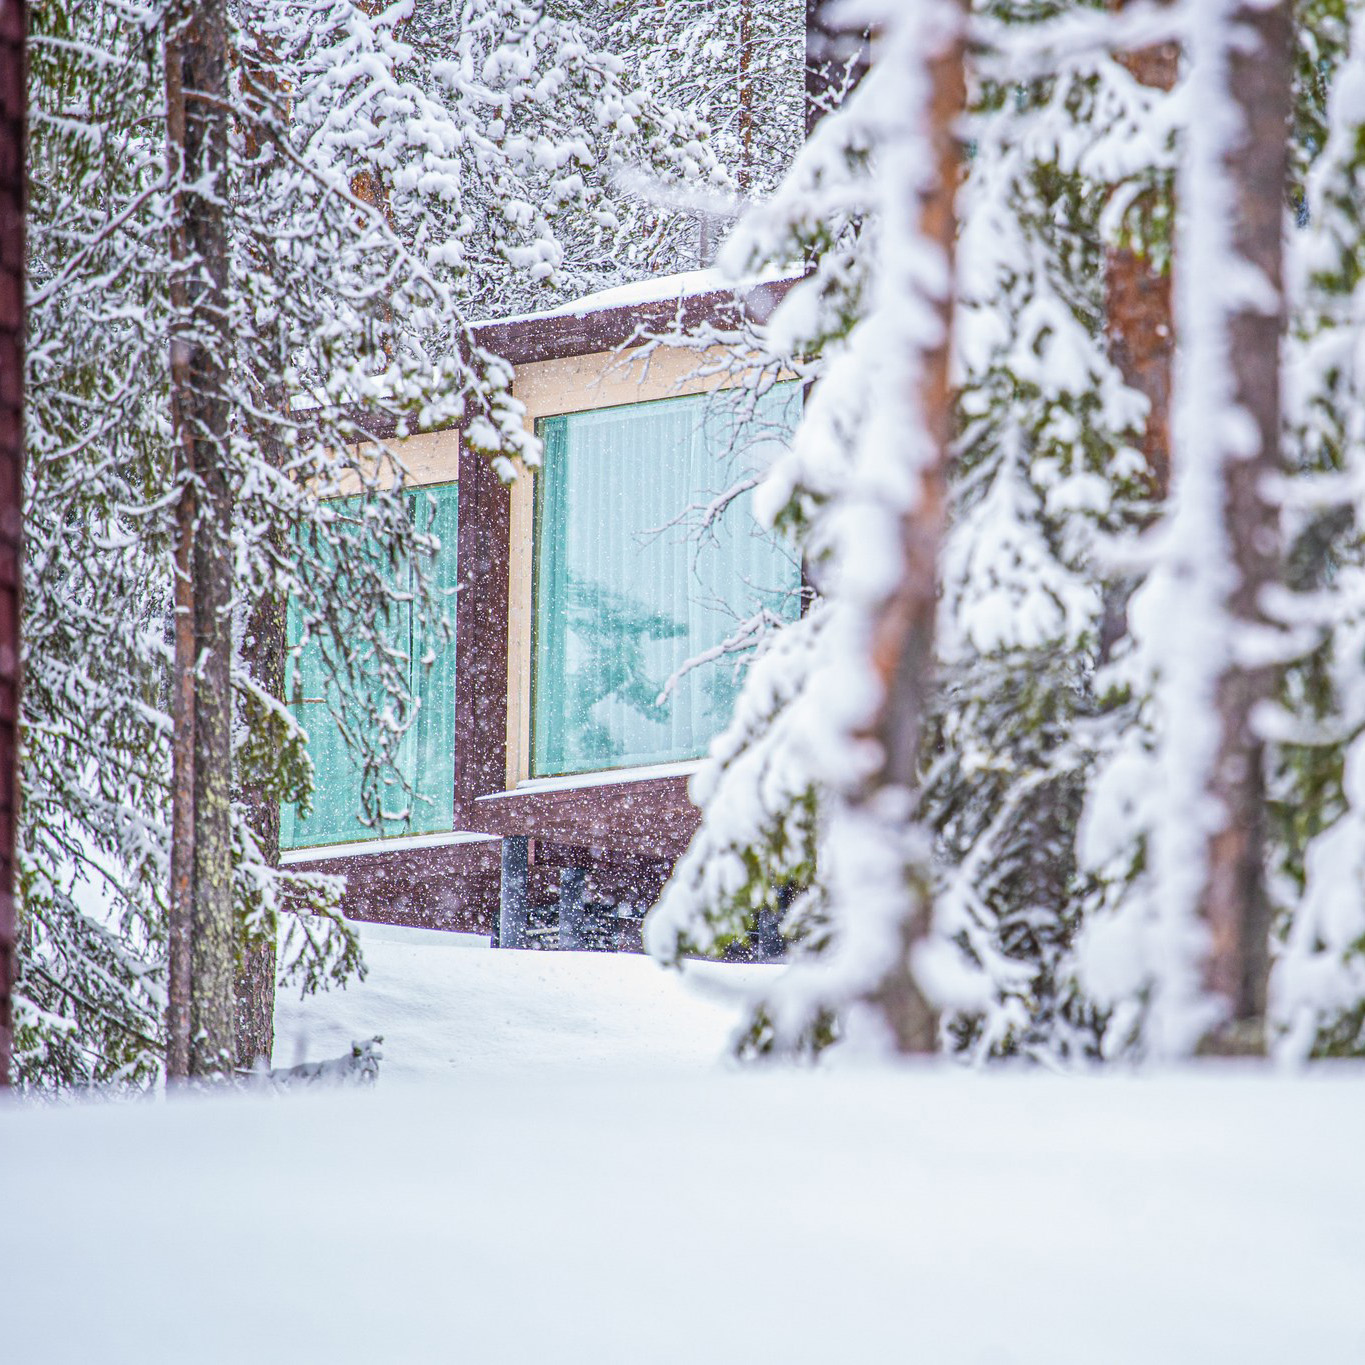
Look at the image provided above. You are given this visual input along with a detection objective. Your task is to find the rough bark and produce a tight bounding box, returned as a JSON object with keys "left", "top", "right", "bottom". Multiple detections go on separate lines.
{"left": 1201, "top": 1, "right": 1292, "bottom": 1050}
{"left": 738, "top": 0, "right": 754, "bottom": 194}
{"left": 165, "top": 0, "right": 236, "bottom": 1080}
{"left": 1105, "top": 246, "right": 1173, "bottom": 498}
{"left": 0, "top": 0, "right": 25, "bottom": 1088}
{"left": 165, "top": 15, "right": 193, "bottom": 1076}
{"left": 1105, "top": 1, "right": 1178, "bottom": 498}
{"left": 235, "top": 549, "right": 282, "bottom": 1071}
{"left": 230, "top": 34, "right": 290, "bottom": 1074}
{"left": 864, "top": 7, "right": 965, "bottom": 1054}
{"left": 165, "top": 2, "right": 194, "bottom": 1083}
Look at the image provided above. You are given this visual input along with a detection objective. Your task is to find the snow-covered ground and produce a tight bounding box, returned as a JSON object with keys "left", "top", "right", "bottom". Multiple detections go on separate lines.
{"left": 4, "top": 926, "right": 1364, "bottom": 1364}
{"left": 274, "top": 920, "right": 776, "bottom": 1080}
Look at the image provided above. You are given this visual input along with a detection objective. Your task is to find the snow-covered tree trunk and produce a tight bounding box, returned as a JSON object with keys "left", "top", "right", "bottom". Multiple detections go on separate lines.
{"left": 165, "top": 0, "right": 236, "bottom": 1080}
{"left": 1104, "top": 0, "right": 1178, "bottom": 499}
{"left": 0, "top": 0, "right": 23, "bottom": 1089}
{"left": 645, "top": 0, "right": 966, "bottom": 1055}
{"left": 1092, "top": 0, "right": 1293, "bottom": 1058}
{"left": 859, "top": 15, "right": 966, "bottom": 1053}
{"left": 1266, "top": 3, "right": 1365, "bottom": 1061}
{"left": 1200, "top": 0, "right": 1292, "bottom": 1048}
{"left": 738, "top": 0, "right": 754, "bottom": 192}
{"left": 231, "top": 26, "right": 287, "bottom": 1075}
{"left": 235, "top": 506, "right": 282, "bottom": 1072}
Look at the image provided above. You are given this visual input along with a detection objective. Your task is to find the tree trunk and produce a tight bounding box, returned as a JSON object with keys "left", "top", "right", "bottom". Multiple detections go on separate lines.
{"left": 1105, "top": 1, "right": 1178, "bottom": 499}
{"left": 165, "top": 0, "right": 236, "bottom": 1081}
{"left": 1201, "top": 0, "right": 1291, "bottom": 1049}
{"left": 235, "top": 553, "right": 282, "bottom": 1071}
{"left": 0, "top": 0, "right": 26, "bottom": 1089}
{"left": 863, "top": 5, "right": 966, "bottom": 1054}
{"left": 230, "top": 32, "right": 291, "bottom": 1075}
{"left": 165, "top": 38, "right": 194, "bottom": 1074}
{"left": 738, "top": 0, "right": 753, "bottom": 194}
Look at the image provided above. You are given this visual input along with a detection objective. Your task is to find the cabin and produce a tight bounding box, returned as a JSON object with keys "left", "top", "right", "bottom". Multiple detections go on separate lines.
{"left": 280, "top": 271, "right": 800, "bottom": 951}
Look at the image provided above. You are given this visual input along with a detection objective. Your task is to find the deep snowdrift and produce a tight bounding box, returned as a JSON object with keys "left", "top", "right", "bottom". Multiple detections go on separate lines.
{"left": 4, "top": 927, "right": 1362, "bottom": 1363}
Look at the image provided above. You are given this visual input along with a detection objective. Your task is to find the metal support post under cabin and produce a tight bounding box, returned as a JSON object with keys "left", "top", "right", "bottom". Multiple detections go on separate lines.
{"left": 753, "top": 908, "right": 785, "bottom": 961}
{"left": 498, "top": 835, "right": 530, "bottom": 949}
{"left": 558, "top": 866, "right": 589, "bottom": 951}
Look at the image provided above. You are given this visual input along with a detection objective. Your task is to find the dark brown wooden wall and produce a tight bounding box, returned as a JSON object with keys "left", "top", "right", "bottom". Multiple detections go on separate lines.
{"left": 0, "top": 0, "right": 24, "bottom": 1083}
{"left": 299, "top": 839, "right": 500, "bottom": 935}
{"left": 453, "top": 424, "right": 511, "bottom": 825}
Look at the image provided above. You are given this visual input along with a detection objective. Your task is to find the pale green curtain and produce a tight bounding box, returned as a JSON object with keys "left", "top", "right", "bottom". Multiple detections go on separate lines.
{"left": 533, "top": 383, "right": 801, "bottom": 777}
{"left": 281, "top": 482, "right": 458, "bottom": 849}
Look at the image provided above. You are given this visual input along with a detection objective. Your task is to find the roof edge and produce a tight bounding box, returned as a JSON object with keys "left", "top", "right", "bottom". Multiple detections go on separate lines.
{"left": 470, "top": 277, "right": 796, "bottom": 367}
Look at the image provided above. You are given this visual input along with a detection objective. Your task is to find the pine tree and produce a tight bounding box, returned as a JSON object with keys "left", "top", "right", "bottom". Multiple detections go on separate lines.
{"left": 0, "top": 0, "right": 25, "bottom": 1089}
{"left": 603, "top": 0, "right": 805, "bottom": 264}
{"left": 277, "top": 0, "right": 728, "bottom": 319}
{"left": 163, "top": 0, "right": 236, "bottom": 1078}
{"left": 923, "top": 2, "right": 1167, "bottom": 1062}
{"left": 647, "top": 0, "right": 973, "bottom": 1054}
{"left": 1072, "top": 0, "right": 1295, "bottom": 1059}
{"left": 1269, "top": 1, "right": 1365, "bottom": 1060}
{"left": 19, "top": 0, "right": 172, "bottom": 1088}
{"left": 17, "top": 0, "right": 718, "bottom": 1089}
{"left": 647, "top": 1, "right": 1158, "bottom": 1062}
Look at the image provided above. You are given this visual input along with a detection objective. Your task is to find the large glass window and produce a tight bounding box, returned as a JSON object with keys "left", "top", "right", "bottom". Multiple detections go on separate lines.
{"left": 532, "top": 384, "right": 801, "bottom": 777}
{"left": 281, "top": 482, "right": 458, "bottom": 850}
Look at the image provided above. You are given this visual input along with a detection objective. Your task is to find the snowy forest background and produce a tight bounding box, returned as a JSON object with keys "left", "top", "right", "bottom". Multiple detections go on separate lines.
{"left": 11, "top": 0, "right": 1365, "bottom": 1090}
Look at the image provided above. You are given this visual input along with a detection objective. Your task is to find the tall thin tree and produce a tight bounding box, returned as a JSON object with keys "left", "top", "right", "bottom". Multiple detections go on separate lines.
{"left": 1078, "top": 0, "right": 1293, "bottom": 1056}
{"left": 857, "top": 0, "right": 965, "bottom": 1052}
{"left": 232, "top": 28, "right": 289, "bottom": 1073}
{"left": 165, "top": 0, "right": 236, "bottom": 1080}
{"left": 647, "top": 0, "right": 967, "bottom": 1055}
{"left": 0, "top": 0, "right": 25, "bottom": 1088}
{"left": 1199, "top": 0, "right": 1291, "bottom": 1047}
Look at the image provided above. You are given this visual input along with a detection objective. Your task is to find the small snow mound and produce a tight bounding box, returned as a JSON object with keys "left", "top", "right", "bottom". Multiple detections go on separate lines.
{"left": 274, "top": 918, "right": 777, "bottom": 1080}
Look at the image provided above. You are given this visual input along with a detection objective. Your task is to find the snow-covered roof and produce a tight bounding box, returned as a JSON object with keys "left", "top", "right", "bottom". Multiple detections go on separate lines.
{"left": 474, "top": 265, "right": 796, "bottom": 332}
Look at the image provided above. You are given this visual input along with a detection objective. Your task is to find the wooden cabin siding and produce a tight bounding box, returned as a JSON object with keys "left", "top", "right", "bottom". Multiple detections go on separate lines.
{"left": 294, "top": 837, "right": 500, "bottom": 935}
{"left": 471, "top": 774, "right": 698, "bottom": 862}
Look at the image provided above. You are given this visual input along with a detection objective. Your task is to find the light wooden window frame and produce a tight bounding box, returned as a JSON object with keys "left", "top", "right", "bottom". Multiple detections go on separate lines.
{"left": 504, "top": 344, "right": 751, "bottom": 789}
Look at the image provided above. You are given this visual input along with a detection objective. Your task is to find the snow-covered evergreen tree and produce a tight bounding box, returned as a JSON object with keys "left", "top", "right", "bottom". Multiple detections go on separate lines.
{"left": 647, "top": 0, "right": 977, "bottom": 1053}
{"left": 18, "top": 0, "right": 173, "bottom": 1087}
{"left": 925, "top": 8, "right": 1170, "bottom": 1062}
{"left": 1269, "top": 0, "right": 1365, "bottom": 1060}
{"left": 603, "top": 0, "right": 805, "bottom": 266}
{"left": 16, "top": 0, "right": 718, "bottom": 1088}
{"left": 646, "top": 0, "right": 1167, "bottom": 1062}
{"left": 1072, "top": 0, "right": 1297, "bottom": 1060}
{"left": 273, "top": 0, "right": 728, "bottom": 318}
